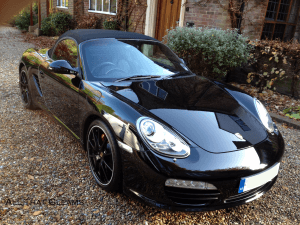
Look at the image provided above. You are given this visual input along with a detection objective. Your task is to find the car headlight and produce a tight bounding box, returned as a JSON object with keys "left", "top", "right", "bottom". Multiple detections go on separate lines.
{"left": 254, "top": 98, "right": 274, "bottom": 133}
{"left": 137, "top": 117, "right": 190, "bottom": 158}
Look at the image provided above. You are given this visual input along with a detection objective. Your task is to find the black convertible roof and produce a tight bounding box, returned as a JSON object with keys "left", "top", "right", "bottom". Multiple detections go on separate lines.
{"left": 48, "top": 29, "right": 158, "bottom": 56}
{"left": 59, "top": 29, "right": 157, "bottom": 44}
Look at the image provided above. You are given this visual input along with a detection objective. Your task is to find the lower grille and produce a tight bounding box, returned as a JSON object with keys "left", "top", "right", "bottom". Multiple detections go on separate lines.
{"left": 224, "top": 181, "right": 272, "bottom": 204}
{"left": 165, "top": 186, "right": 220, "bottom": 206}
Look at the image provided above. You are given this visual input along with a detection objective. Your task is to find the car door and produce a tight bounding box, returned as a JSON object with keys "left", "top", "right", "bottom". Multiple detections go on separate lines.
{"left": 38, "top": 38, "right": 81, "bottom": 138}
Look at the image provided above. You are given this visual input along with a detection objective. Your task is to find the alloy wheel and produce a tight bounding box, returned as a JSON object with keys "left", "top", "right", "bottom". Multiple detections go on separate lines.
{"left": 87, "top": 126, "right": 114, "bottom": 185}
{"left": 20, "top": 70, "right": 30, "bottom": 105}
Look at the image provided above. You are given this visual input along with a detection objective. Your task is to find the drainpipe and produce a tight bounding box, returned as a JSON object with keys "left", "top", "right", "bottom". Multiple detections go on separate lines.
{"left": 30, "top": 3, "right": 33, "bottom": 26}
{"left": 236, "top": 0, "right": 245, "bottom": 34}
{"left": 38, "top": 0, "right": 41, "bottom": 29}
{"left": 46, "top": 0, "right": 49, "bottom": 17}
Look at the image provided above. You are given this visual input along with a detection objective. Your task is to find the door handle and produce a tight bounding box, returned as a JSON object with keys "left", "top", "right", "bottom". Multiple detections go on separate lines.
{"left": 39, "top": 70, "right": 45, "bottom": 78}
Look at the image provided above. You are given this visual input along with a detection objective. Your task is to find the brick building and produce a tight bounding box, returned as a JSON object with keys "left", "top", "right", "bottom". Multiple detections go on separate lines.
{"left": 46, "top": 0, "right": 300, "bottom": 42}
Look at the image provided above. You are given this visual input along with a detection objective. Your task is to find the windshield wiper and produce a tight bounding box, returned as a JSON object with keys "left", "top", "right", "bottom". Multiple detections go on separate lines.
{"left": 115, "top": 75, "right": 161, "bottom": 82}
{"left": 163, "top": 71, "right": 192, "bottom": 79}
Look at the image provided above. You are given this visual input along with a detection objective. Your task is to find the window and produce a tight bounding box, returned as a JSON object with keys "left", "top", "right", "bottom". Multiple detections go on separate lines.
{"left": 52, "top": 39, "right": 78, "bottom": 68}
{"left": 89, "top": 0, "right": 117, "bottom": 14}
{"left": 57, "top": 0, "right": 68, "bottom": 8}
{"left": 261, "top": 0, "right": 300, "bottom": 41}
{"left": 80, "top": 39, "right": 189, "bottom": 82}
{"left": 141, "top": 44, "right": 175, "bottom": 68}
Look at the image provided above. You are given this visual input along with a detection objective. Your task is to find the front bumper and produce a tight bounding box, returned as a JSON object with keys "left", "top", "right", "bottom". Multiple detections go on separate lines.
{"left": 124, "top": 176, "right": 277, "bottom": 212}
{"left": 118, "top": 131, "right": 284, "bottom": 211}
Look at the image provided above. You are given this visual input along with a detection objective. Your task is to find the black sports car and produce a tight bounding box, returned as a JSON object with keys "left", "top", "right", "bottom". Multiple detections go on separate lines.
{"left": 19, "top": 29, "right": 284, "bottom": 211}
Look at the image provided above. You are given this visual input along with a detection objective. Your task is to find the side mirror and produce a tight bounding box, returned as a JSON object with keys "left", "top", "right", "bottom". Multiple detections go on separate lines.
{"left": 179, "top": 58, "right": 186, "bottom": 65}
{"left": 48, "top": 60, "right": 79, "bottom": 75}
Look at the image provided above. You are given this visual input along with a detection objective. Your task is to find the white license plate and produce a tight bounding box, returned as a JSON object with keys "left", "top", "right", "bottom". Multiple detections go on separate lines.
{"left": 238, "top": 163, "right": 280, "bottom": 193}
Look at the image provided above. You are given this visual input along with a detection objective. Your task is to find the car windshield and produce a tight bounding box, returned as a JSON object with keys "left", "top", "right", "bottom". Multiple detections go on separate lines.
{"left": 80, "top": 39, "right": 192, "bottom": 82}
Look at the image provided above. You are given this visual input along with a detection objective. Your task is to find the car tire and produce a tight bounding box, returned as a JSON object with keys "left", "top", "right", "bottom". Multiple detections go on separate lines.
{"left": 19, "top": 66, "right": 38, "bottom": 110}
{"left": 86, "top": 120, "right": 122, "bottom": 192}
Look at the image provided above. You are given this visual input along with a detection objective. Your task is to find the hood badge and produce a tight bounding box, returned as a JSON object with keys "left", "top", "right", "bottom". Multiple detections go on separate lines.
{"left": 235, "top": 133, "right": 244, "bottom": 140}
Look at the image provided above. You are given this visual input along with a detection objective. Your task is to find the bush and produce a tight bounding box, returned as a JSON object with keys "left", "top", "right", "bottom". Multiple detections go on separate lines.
{"left": 41, "top": 11, "right": 73, "bottom": 36}
{"left": 41, "top": 16, "right": 54, "bottom": 36}
{"left": 14, "top": 4, "right": 38, "bottom": 31}
{"left": 283, "top": 106, "right": 300, "bottom": 119}
{"left": 246, "top": 39, "right": 300, "bottom": 97}
{"left": 103, "top": 18, "right": 119, "bottom": 30}
{"left": 164, "top": 26, "right": 252, "bottom": 79}
{"left": 8, "top": 16, "right": 17, "bottom": 27}
{"left": 75, "top": 15, "right": 102, "bottom": 29}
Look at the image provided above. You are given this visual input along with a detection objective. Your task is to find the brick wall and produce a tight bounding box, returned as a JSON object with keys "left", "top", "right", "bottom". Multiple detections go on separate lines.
{"left": 183, "top": 0, "right": 232, "bottom": 30}
{"left": 128, "top": 0, "right": 147, "bottom": 34}
{"left": 82, "top": 0, "right": 117, "bottom": 27}
{"left": 182, "top": 0, "right": 270, "bottom": 41}
{"left": 51, "top": 0, "right": 147, "bottom": 34}
{"left": 81, "top": 0, "right": 146, "bottom": 33}
{"left": 241, "top": 0, "right": 268, "bottom": 40}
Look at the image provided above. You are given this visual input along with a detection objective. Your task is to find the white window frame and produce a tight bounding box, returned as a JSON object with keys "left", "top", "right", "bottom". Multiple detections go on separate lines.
{"left": 57, "top": 0, "right": 68, "bottom": 8}
{"left": 88, "top": 0, "right": 117, "bottom": 15}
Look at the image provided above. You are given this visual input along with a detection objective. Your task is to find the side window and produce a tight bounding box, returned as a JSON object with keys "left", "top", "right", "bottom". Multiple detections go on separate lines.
{"left": 52, "top": 39, "right": 78, "bottom": 68}
{"left": 141, "top": 44, "right": 174, "bottom": 68}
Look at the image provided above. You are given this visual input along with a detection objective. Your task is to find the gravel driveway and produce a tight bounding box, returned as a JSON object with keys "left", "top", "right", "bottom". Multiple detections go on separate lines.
{"left": 0, "top": 26, "right": 299, "bottom": 224}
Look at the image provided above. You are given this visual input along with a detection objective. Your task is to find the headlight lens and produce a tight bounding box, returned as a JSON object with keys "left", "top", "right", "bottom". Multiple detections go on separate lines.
{"left": 254, "top": 98, "right": 274, "bottom": 133}
{"left": 137, "top": 117, "right": 190, "bottom": 158}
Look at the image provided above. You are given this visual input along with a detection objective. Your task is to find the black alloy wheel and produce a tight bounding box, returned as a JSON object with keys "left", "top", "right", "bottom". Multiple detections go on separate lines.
{"left": 87, "top": 120, "right": 122, "bottom": 191}
{"left": 19, "top": 67, "right": 36, "bottom": 109}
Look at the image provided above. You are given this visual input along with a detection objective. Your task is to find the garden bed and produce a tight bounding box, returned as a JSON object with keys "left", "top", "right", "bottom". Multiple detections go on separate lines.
{"left": 231, "top": 83, "right": 300, "bottom": 121}
{"left": 19, "top": 32, "right": 57, "bottom": 49}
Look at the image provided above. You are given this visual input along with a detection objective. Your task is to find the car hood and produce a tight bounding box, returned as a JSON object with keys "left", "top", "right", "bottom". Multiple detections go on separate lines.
{"left": 99, "top": 75, "right": 267, "bottom": 153}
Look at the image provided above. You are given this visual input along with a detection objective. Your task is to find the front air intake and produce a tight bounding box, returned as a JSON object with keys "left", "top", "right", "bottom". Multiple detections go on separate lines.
{"left": 165, "top": 186, "right": 220, "bottom": 206}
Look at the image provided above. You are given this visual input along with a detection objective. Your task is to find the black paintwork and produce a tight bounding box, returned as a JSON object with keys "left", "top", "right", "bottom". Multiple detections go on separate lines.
{"left": 19, "top": 34, "right": 285, "bottom": 212}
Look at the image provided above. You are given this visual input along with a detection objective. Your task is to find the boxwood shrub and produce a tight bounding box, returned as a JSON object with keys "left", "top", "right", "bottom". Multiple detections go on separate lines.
{"left": 41, "top": 11, "right": 73, "bottom": 36}
{"left": 164, "top": 27, "right": 253, "bottom": 79}
{"left": 15, "top": 4, "right": 38, "bottom": 31}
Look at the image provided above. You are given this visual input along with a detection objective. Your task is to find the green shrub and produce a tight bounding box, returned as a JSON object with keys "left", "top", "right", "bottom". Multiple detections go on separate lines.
{"left": 41, "top": 16, "right": 55, "bottom": 36}
{"left": 103, "top": 18, "right": 119, "bottom": 30}
{"left": 14, "top": 4, "right": 38, "bottom": 31}
{"left": 41, "top": 11, "right": 73, "bottom": 36}
{"left": 8, "top": 16, "right": 17, "bottom": 27}
{"left": 283, "top": 106, "right": 300, "bottom": 120}
{"left": 164, "top": 27, "right": 252, "bottom": 79}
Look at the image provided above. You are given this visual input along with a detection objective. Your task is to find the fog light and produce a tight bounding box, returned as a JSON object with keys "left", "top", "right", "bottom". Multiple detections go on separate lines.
{"left": 165, "top": 179, "right": 217, "bottom": 190}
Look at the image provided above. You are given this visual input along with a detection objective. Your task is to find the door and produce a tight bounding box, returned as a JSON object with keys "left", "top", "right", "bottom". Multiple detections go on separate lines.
{"left": 155, "top": 0, "right": 182, "bottom": 41}
{"left": 38, "top": 38, "right": 81, "bottom": 137}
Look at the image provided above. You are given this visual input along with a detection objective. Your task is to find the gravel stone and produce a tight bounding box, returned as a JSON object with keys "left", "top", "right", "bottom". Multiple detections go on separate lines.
{"left": 0, "top": 26, "right": 299, "bottom": 224}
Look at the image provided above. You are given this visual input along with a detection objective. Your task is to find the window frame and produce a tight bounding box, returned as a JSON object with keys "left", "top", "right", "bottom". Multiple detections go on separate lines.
{"left": 261, "top": 0, "right": 300, "bottom": 41}
{"left": 57, "top": 0, "right": 68, "bottom": 9}
{"left": 51, "top": 38, "right": 79, "bottom": 68}
{"left": 88, "top": 0, "right": 117, "bottom": 15}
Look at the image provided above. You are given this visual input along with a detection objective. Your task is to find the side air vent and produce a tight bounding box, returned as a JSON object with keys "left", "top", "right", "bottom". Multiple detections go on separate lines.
{"left": 165, "top": 186, "right": 220, "bottom": 206}
{"left": 33, "top": 74, "right": 43, "bottom": 96}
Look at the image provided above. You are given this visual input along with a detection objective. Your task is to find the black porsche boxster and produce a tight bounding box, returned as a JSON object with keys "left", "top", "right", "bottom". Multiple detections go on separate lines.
{"left": 19, "top": 29, "right": 284, "bottom": 211}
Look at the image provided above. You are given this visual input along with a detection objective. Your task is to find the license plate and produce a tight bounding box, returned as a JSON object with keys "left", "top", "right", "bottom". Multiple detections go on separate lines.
{"left": 238, "top": 163, "right": 280, "bottom": 193}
